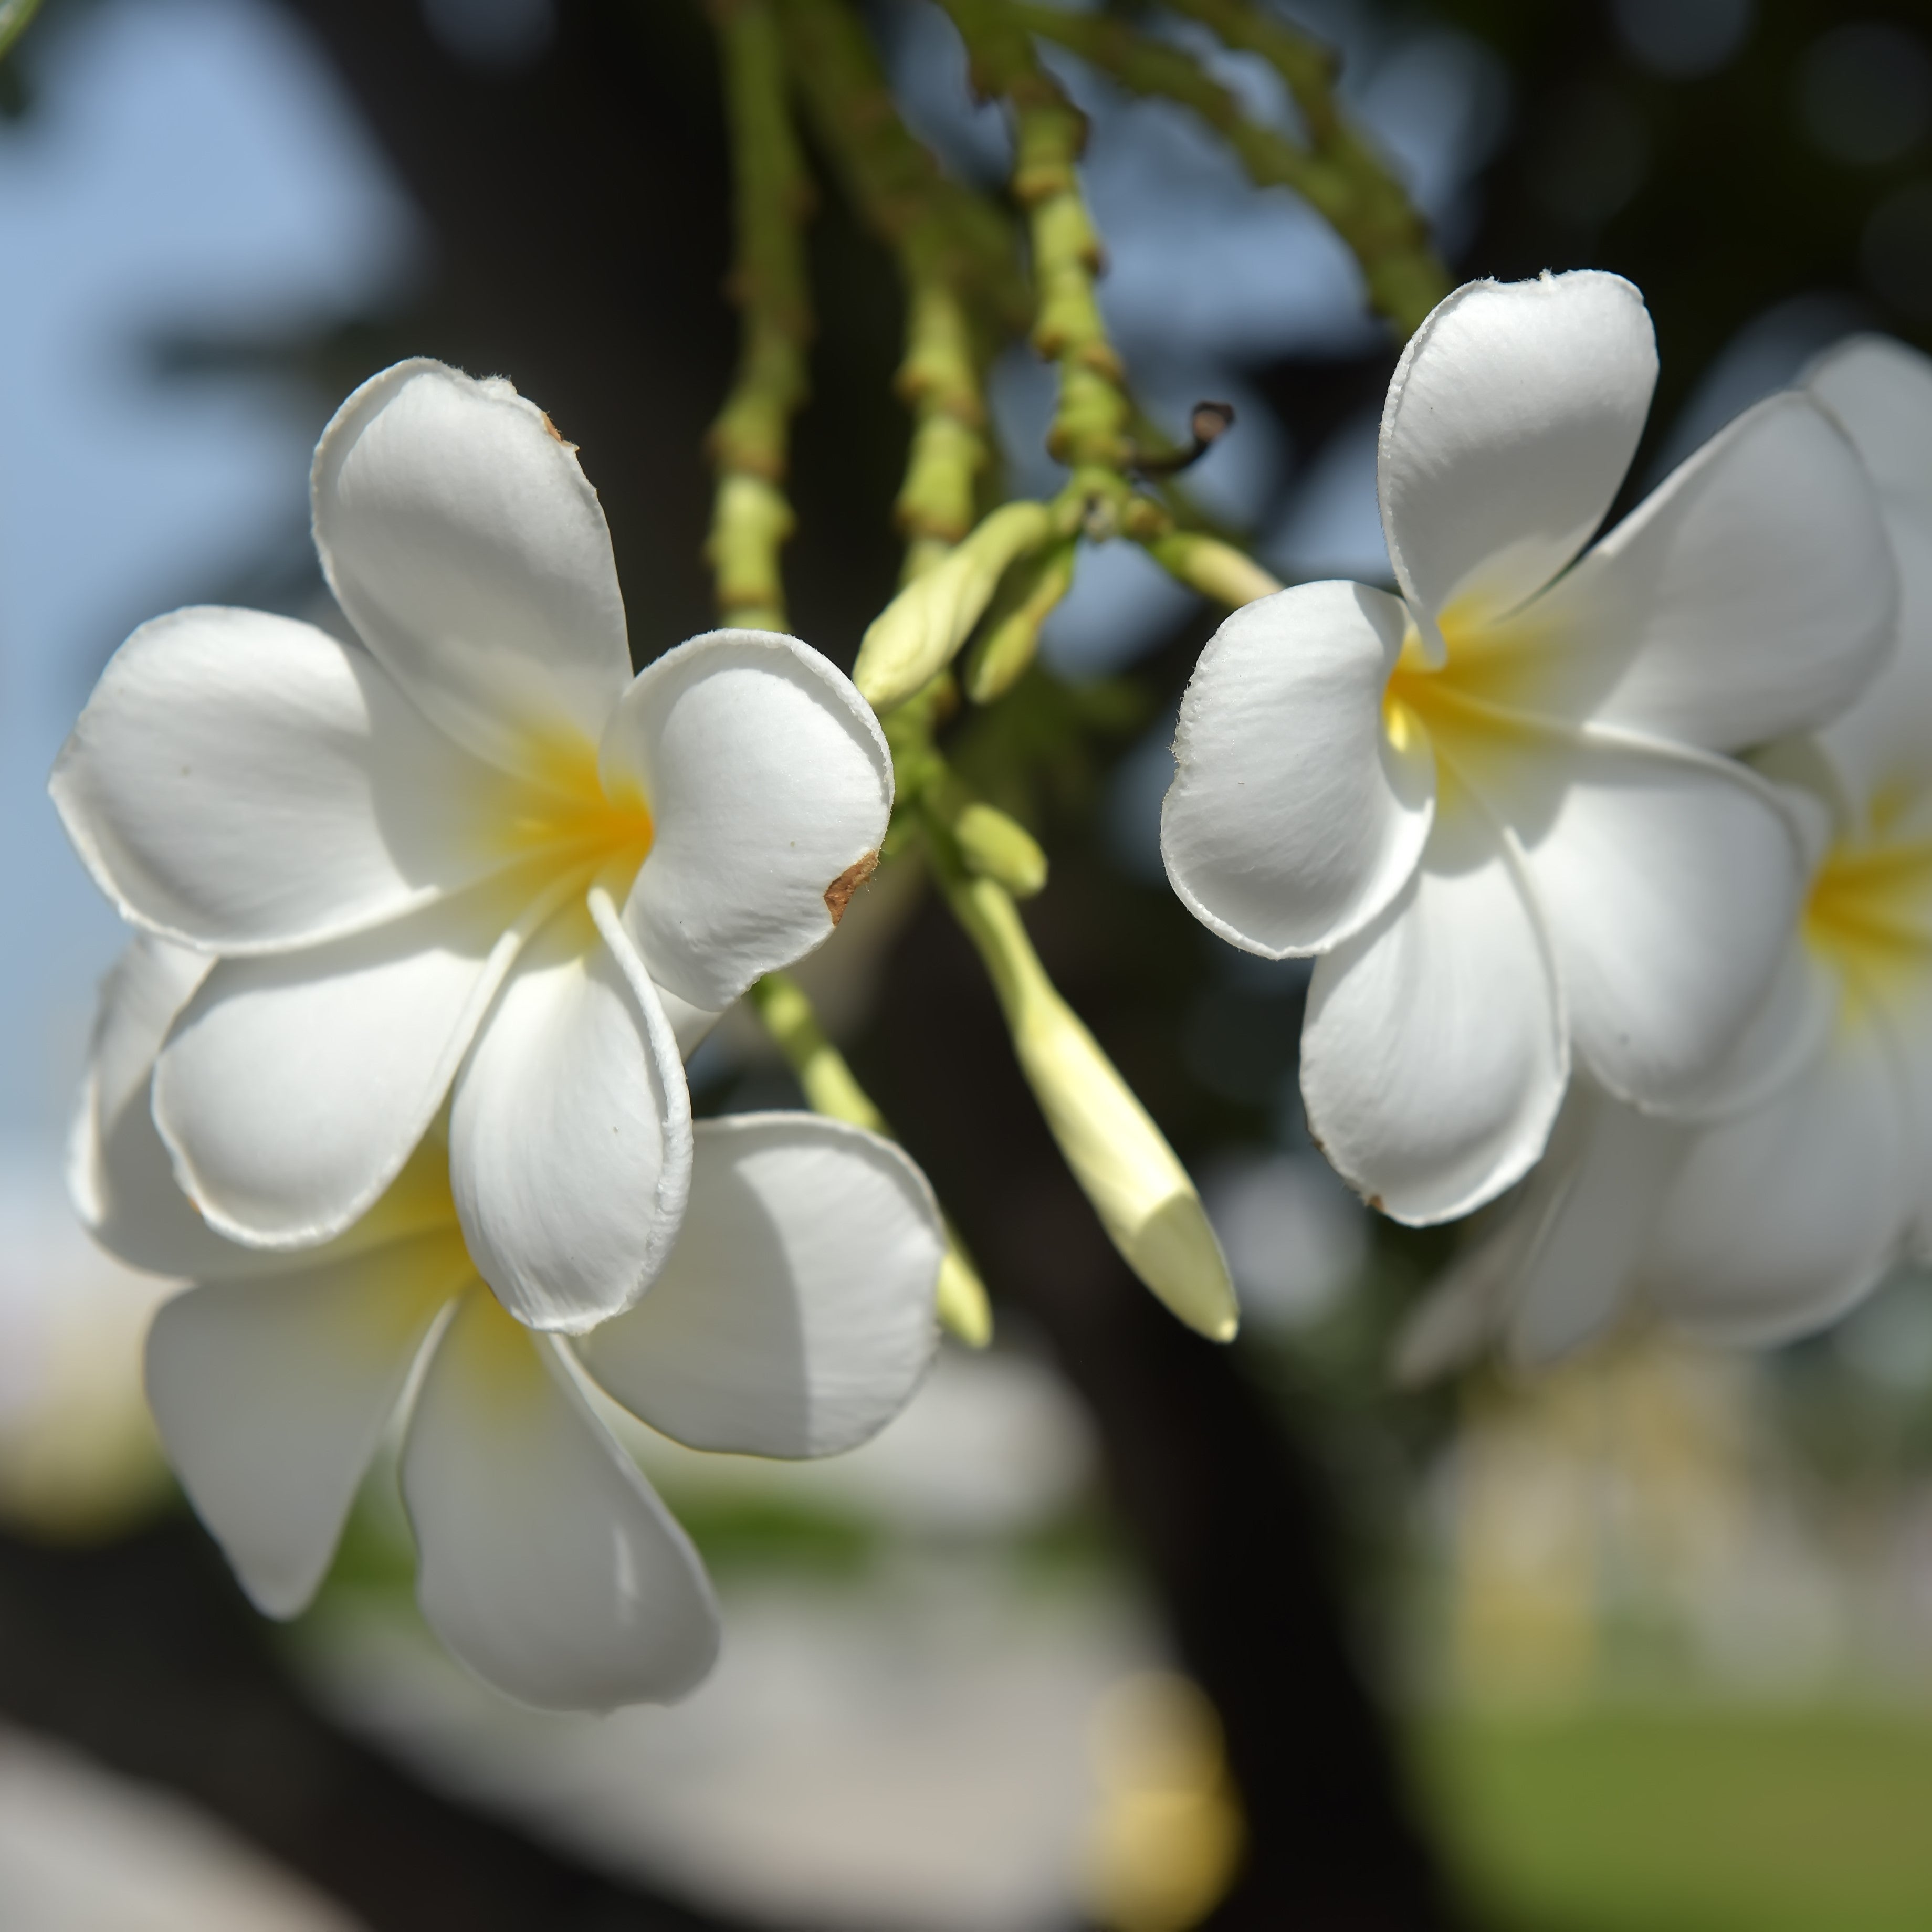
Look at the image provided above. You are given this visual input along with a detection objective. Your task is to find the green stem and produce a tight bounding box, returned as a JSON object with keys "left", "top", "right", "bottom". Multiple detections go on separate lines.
{"left": 705, "top": 0, "right": 814, "bottom": 631}
{"left": 747, "top": 972, "right": 994, "bottom": 1347}
{"left": 1146, "top": 0, "right": 1447, "bottom": 338}
{"left": 776, "top": 0, "right": 1026, "bottom": 581}
{"left": 937, "top": 0, "right": 1135, "bottom": 513}
{"left": 0, "top": 0, "right": 41, "bottom": 62}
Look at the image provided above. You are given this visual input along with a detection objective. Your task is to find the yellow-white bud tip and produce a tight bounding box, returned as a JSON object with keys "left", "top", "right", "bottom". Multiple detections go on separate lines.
{"left": 1015, "top": 984, "right": 1238, "bottom": 1342}
{"left": 854, "top": 501, "right": 1056, "bottom": 712}
{"left": 936, "top": 1243, "right": 994, "bottom": 1349}
{"left": 956, "top": 802, "right": 1048, "bottom": 898}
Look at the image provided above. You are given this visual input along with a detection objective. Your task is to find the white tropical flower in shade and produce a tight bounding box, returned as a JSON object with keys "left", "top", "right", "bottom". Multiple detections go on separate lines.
{"left": 1161, "top": 271, "right": 1897, "bottom": 1225}
{"left": 1397, "top": 333, "right": 1932, "bottom": 1376}
{"left": 75, "top": 936, "right": 942, "bottom": 1712}
{"left": 51, "top": 360, "right": 893, "bottom": 1334}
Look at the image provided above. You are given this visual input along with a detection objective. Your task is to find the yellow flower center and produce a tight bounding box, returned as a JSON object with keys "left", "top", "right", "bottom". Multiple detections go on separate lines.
{"left": 1804, "top": 823, "right": 1932, "bottom": 1002}
{"left": 1383, "top": 602, "right": 1547, "bottom": 787}
{"left": 497, "top": 733, "right": 655, "bottom": 888}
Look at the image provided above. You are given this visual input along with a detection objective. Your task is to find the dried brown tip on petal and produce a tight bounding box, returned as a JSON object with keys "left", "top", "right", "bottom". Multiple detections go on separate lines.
{"left": 824, "top": 852, "right": 880, "bottom": 926}
{"left": 539, "top": 412, "right": 578, "bottom": 450}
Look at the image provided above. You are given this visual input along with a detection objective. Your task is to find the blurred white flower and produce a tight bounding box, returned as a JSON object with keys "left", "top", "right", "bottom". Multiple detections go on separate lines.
{"left": 1399, "top": 334, "right": 1932, "bottom": 1373}
{"left": 1162, "top": 271, "right": 1897, "bottom": 1224}
{"left": 51, "top": 360, "right": 892, "bottom": 1333}
{"left": 76, "top": 937, "right": 942, "bottom": 1712}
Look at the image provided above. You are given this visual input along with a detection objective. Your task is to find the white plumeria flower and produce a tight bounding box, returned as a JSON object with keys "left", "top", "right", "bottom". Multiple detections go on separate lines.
{"left": 75, "top": 936, "right": 943, "bottom": 1712}
{"left": 51, "top": 360, "right": 894, "bottom": 1334}
{"left": 1161, "top": 271, "right": 1897, "bottom": 1223}
{"left": 1398, "top": 334, "right": 1932, "bottom": 1376}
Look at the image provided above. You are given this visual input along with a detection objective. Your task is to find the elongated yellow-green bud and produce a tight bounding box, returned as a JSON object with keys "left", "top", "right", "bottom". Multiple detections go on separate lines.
{"left": 936, "top": 1247, "right": 994, "bottom": 1349}
{"left": 940, "top": 869, "right": 1237, "bottom": 1341}
{"left": 747, "top": 971, "right": 993, "bottom": 1347}
{"left": 964, "top": 536, "right": 1078, "bottom": 702}
{"left": 854, "top": 500, "right": 1056, "bottom": 711}
{"left": 954, "top": 801, "right": 1048, "bottom": 898}
{"left": 1143, "top": 530, "right": 1282, "bottom": 608}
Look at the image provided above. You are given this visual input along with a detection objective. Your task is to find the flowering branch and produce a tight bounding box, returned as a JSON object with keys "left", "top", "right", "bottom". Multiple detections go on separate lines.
{"left": 706, "top": 0, "right": 814, "bottom": 632}
{"left": 937, "top": 0, "right": 1136, "bottom": 515}
{"left": 847, "top": 0, "right": 1289, "bottom": 709}
{"left": 776, "top": 0, "right": 1026, "bottom": 581}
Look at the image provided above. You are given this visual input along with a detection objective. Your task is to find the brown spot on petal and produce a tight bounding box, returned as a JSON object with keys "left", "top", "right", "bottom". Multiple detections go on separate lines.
{"left": 540, "top": 412, "right": 578, "bottom": 452}
{"left": 824, "top": 852, "right": 879, "bottom": 926}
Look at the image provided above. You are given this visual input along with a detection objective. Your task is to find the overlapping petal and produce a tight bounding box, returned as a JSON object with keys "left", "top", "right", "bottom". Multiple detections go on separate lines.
{"left": 50, "top": 607, "right": 520, "bottom": 953}
{"left": 1479, "top": 723, "right": 1806, "bottom": 1109}
{"left": 1300, "top": 795, "right": 1567, "bottom": 1223}
{"left": 1504, "top": 1089, "right": 1688, "bottom": 1366}
{"left": 1471, "top": 395, "right": 1896, "bottom": 750}
{"left": 1646, "top": 1003, "right": 1915, "bottom": 1346}
{"left": 605, "top": 631, "right": 894, "bottom": 1013}
{"left": 1379, "top": 271, "right": 1656, "bottom": 638}
{"left": 1662, "top": 939, "right": 1840, "bottom": 1125}
{"left": 312, "top": 360, "right": 633, "bottom": 778}
{"left": 1161, "top": 583, "right": 1434, "bottom": 958}
{"left": 1808, "top": 334, "right": 1932, "bottom": 530}
{"left": 69, "top": 936, "right": 235, "bottom": 1280}
{"left": 449, "top": 884, "right": 691, "bottom": 1334}
{"left": 153, "top": 865, "right": 569, "bottom": 1248}
{"left": 145, "top": 1233, "right": 467, "bottom": 1616}
{"left": 1810, "top": 339, "right": 1932, "bottom": 810}
{"left": 402, "top": 1288, "right": 719, "bottom": 1712}
{"left": 578, "top": 1115, "right": 941, "bottom": 1459}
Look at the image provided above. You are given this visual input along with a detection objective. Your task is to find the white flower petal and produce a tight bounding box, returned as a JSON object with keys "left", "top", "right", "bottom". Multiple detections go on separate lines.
{"left": 69, "top": 936, "right": 239, "bottom": 1280}
{"left": 1483, "top": 394, "right": 1895, "bottom": 750}
{"left": 1807, "top": 334, "right": 1932, "bottom": 529}
{"left": 1647, "top": 1003, "right": 1913, "bottom": 1346}
{"left": 153, "top": 867, "right": 565, "bottom": 1248}
{"left": 402, "top": 1287, "right": 720, "bottom": 1712}
{"left": 577, "top": 1114, "right": 941, "bottom": 1460}
{"left": 1793, "top": 339, "right": 1932, "bottom": 805}
{"left": 604, "top": 632, "right": 894, "bottom": 1013}
{"left": 1392, "top": 1086, "right": 1611, "bottom": 1381}
{"left": 1505, "top": 1088, "right": 1688, "bottom": 1368}
{"left": 654, "top": 984, "right": 727, "bottom": 1059}
{"left": 1300, "top": 795, "right": 1567, "bottom": 1224}
{"left": 312, "top": 360, "right": 633, "bottom": 776}
{"left": 145, "top": 1233, "right": 468, "bottom": 1618}
{"left": 1494, "top": 725, "right": 1805, "bottom": 1110}
{"left": 1391, "top": 1206, "right": 1536, "bottom": 1385}
{"left": 50, "top": 607, "right": 519, "bottom": 953}
{"left": 1664, "top": 940, "right": 1838, "bottom": 1125}
{"left": 1870, "top": 976, "right": 1932, "bottom": 1255}
{"left": 450, "top": 883, "right": 692, "bottom": 1334}
{"left": 1160, "top": 582, "right": 1434, "bottom": 958}
{"left": 1821, "top": 509, "right": 1932, "bottom": 813}
{"left": 1380, "top": 272, "right": 1656, "bottom": 636}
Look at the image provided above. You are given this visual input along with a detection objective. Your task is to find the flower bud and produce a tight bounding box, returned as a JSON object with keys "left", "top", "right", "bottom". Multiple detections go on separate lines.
{"left": 964, "top": 537, "right": 1078, "bottom": 703}
{"left": 936, "top": 1243, "right": 994, "bottom": 1349}
{"left": 949, "top": 873, "right": 1237, "bottom": 1341}
{"left": 955, "top": 801, "right": 1048, "bottom": 898}
{"left": 855, "top": 501, "right": 1057, "bottom": 712}
{"left": 1142, "top": 531, "right": 1281, "bottom": 609}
